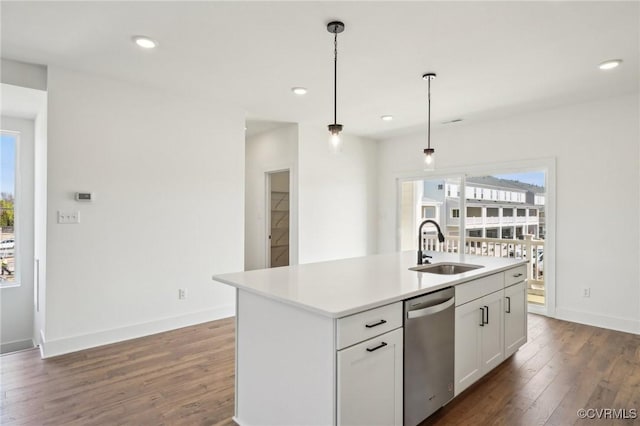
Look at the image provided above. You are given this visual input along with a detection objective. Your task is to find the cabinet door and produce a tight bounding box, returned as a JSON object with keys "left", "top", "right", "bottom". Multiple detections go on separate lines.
{"left": 454, "top": 298, "right": 483, "bottom": 396}
{"left": 480, "top": 290, "right": 505, "bottom": 373}
{"left": 504, "top": 281, "right": 527, "bottom": 358}
{"left": 337, "top": 328, "right": 403, "bottom": 426}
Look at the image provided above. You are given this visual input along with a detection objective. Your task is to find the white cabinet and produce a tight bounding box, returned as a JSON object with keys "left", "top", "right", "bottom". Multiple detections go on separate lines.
{"left": 504, "top": 280, "right": 527, "bottom": 357}
{"left": 454, "top": 296, "right": 484, "bottom": 393}
{"left": 454, "top": 266, "right": 527, "bottom": 397}
{"left": 480, "top": 290, "right": 505, "bottom": 372}
{"left": 337, "top": 328, "right": 403, "bottom": 426}
{"left": 454, "top": 287, "right": 504, "bottom": 396}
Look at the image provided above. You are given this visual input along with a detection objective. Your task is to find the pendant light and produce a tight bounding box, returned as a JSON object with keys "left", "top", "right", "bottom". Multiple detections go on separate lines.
{"left": 422, "top": 72, "right": 436, "bottom": 169}
{"left": 327, "top": 21, "right": 345, "bottom": 151}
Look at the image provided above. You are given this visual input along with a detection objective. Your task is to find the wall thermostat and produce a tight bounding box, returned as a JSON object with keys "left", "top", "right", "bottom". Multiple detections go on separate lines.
{"left": 75, "top": 192, "right": 93, "bottom": 201}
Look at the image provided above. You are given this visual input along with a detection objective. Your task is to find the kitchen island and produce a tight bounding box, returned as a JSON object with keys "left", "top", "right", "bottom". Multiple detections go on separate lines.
{"left": 212, "top": 250, "right": 528, "bottom": 426}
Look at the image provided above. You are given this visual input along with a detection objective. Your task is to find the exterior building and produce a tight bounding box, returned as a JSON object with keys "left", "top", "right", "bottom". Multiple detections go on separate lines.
{"left": 421, "top": 176, "right": 545, "bottom": 240}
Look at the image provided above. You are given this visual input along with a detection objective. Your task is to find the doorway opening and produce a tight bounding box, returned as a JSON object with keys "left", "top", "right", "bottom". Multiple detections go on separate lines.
{"left": 267, "top": 170, "right": 290, "bottom": 268}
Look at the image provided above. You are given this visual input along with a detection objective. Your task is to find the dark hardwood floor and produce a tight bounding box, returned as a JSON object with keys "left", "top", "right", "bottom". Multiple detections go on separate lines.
{"left": 0, "top": 318, "right": 236, "bottom": 426}
{"left": 2, "top": 314, "right": 639, "bottom": 425}
{"left": 421, "top": 314, "right": 640, "bottom": 426}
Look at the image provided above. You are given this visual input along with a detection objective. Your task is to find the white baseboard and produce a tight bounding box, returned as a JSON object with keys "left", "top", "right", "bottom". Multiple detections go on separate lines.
{"left": 555, "top": 307, "right": 640, "bottom": 335}
{"left": 0, "top": 338, "right": 35, "bottom": 354}
{"left": 40, "top": 305, "right": 235, "bottom": 358}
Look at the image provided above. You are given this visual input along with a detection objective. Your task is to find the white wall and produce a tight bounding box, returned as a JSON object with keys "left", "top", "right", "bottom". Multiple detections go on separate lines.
{"left": 245, "top": 124, "right": 298, "bottom": 270}
{"left": 377, "top": 94, "right": 640, "bottom": 333}
{"left": 1, "top": 59, "right": 47, "bottom": 91}
{"left": 43, "top": 67, "right": 245, "bottom": 356}
{"left": 0, "top": 116, "right": 35, "bottom": 352}
{"left": 298, "top": 125, "right": 378, "bottom": 264}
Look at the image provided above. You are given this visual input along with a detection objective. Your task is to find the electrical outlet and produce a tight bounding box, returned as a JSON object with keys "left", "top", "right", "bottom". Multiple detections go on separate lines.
{"left": 582, "top": 288, "right": 591, "bottom": 298}
{"left": 57, "top": 210, "right": 80, "bottom": 224}
{"left": 178, "top": 288, "right": 187, "bottom": 300}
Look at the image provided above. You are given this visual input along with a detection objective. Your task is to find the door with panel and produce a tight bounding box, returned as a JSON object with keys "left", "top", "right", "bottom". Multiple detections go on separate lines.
{"left": 337, "top": 327, "right": 403, "bottom": 426}
{"left": 480, "top": 290, "right": 505, "bottom": 372}
{"left": 454, "top": 297, "right": 484, "bottom": 396}
{"left": 504, "top": 281, "right": 527, "bottom": 357}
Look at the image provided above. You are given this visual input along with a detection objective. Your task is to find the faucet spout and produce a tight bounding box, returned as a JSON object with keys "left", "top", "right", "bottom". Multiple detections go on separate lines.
{"left": 417, "top": 219, "right": 445, "bottom": 265}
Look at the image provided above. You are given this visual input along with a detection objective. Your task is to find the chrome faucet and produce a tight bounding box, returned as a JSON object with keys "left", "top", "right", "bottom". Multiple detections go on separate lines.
{"left": 417, "top": 219, "right": 445, "bottom": 265}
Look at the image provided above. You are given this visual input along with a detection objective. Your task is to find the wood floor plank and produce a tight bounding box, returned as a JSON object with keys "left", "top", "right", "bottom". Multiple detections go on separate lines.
{"left": 2, "top": 314, "right": 639, "bottom": 425}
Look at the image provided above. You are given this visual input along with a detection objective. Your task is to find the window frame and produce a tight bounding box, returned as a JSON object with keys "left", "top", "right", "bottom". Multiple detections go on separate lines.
{"left": 0, "top": 130, "right": 20, "bottom": 288}
{"left": 394, "top": 157, "right": 556, "bottom": 318}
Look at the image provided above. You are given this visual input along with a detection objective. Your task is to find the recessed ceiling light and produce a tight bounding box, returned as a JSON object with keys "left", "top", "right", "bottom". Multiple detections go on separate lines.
{"left": 291, "top": 87, "right": 307, "bottom": 95}
{"left": 598, "top": 59, "right": 622, "bottom": 70}
{"left": 132, "top": 36, "right": 158, "bottom": 49}
{"left": 381, "top": 115, "right": 393, "bottom": 121}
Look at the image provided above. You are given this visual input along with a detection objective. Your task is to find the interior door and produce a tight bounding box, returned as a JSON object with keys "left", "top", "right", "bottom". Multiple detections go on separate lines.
{"left": 267, "top": 170, "right": 290, "bottom": 268}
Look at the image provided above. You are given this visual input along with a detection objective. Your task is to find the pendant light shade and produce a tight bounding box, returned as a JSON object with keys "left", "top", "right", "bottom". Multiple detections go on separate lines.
{"left": 327, "top": 21, "right": 345, "bottom": 151}
{"left": 422, "top": 73, "right": 436, "bottom": 170}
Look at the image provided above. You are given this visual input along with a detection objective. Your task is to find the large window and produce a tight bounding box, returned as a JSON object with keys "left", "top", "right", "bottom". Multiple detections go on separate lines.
{"left": 399, "top": 169, "right": 549, "bottom": 311}
{"left": 0, "top": 133, "right": 17, "bottom": 285}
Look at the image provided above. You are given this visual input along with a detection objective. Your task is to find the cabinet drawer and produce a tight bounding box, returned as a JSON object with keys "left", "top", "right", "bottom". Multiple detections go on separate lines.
{"left": 455, "top": 273, "right": 504, "bottom": 306}
{"left": 337, "top": 302, "right": 402, "bottom": 350}
{"left": 505, "top": 264, "right": 527, "bottom": 287}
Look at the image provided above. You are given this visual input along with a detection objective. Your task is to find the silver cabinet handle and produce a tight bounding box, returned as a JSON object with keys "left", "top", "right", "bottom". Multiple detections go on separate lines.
{"left": 407, "top": 297, "right": 454, "bottom": 319}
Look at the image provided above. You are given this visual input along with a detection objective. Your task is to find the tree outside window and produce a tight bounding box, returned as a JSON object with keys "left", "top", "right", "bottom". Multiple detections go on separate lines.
{"left": 1, "top": 133, "right": 17, "bottom": 285}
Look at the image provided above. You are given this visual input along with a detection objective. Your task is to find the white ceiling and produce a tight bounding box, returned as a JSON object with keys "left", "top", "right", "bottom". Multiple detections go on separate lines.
{"left": 2, "top": 1, "right": 638, "bottom": 139}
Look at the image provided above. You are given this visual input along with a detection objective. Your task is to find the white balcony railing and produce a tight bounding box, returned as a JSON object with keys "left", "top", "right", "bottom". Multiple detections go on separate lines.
{"left": 421, "top": 234, "right": 545, "bottom": 303}
{"left": 451, "top": 216, "right": 538, "bottom": 227}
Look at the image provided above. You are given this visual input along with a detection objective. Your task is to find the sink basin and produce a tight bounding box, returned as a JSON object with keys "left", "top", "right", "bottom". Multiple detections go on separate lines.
{"left": 409, "top": 262, "right": 484, "bottom": 275}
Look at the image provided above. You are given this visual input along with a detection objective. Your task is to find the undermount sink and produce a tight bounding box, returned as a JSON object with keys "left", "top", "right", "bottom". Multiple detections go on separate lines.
{"left": 409, "top": 262, "right": 484, "bottom": 275}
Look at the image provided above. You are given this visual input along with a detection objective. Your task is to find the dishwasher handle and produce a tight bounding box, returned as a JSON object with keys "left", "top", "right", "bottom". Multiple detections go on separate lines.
{"left": 406, "top": 297, "right": 455, "bottom": 319}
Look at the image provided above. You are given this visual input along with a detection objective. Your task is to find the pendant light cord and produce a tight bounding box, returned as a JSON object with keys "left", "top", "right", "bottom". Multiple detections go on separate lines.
{"left": 333, "top": 30, "right": 338, "bottom": 125}
{"left": 427, "top": 77, "right": 431, "bottom": 150}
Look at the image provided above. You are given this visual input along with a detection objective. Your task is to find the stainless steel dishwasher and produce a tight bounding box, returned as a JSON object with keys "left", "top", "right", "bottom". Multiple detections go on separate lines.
{"left": 404, "top": 286, "right": 455, "bottom": 426}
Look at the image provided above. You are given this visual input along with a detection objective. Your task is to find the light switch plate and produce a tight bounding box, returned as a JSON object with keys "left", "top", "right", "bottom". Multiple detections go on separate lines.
{"left": 58, "top": 211, "right": 80, "bottom": 224}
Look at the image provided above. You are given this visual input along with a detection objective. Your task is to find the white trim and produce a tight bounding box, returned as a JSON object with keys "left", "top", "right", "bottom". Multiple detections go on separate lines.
{"left": 39, "top": 305, "right": 235, "bottom": 358}
{"left": 265, "top": 172, "right": 272, "bottom": 268}
{"left": 38, "top": 329, "right": 45, "bottom": 358}
{"left": 234, "top": 288, "right": 240, "bottom": 418}
{"left": 527, "top": 303, "right": 546, "bottom": 316}
{"left": 555, "top": 307, "right": 640, "bottom": 335}
{"left": 0, "top": 338, "right": 34, "bottom": 354}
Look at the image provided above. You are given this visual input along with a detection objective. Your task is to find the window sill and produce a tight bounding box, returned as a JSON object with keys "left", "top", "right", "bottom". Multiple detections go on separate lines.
{"left": 0, "top": 283, "right": 21, "bottom": 289}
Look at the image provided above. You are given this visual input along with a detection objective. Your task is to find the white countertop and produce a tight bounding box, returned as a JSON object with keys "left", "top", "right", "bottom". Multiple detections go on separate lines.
{"left": 212, "top": 251, "right": 527, "bottom": 318}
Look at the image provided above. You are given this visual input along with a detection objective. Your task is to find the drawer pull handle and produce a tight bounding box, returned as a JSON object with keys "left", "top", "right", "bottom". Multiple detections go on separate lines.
{"left": 513, "top": 273, "right": 523, "bottom": 277}
{"left": 365, "top": 319, "right": 387, "bottom": 328}
{"left": 366, "top": 342, "right": 388, "bottom": 352}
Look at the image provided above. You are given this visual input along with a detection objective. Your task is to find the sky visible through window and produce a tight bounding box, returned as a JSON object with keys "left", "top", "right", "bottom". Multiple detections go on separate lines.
{"left": 493, "top": 172, "right": 544, "bottom": 187}
{"left": 1, "top": 134, "right": 16, "bottom": 197}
